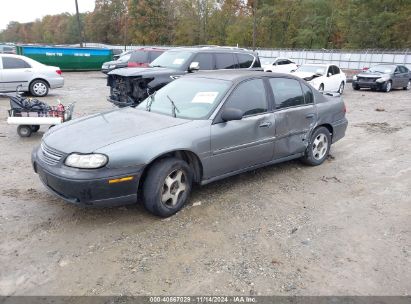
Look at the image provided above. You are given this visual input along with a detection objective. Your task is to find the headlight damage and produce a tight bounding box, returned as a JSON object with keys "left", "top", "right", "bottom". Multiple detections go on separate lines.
{"left": 65, "top": 153, "right": 108, "bottom": 169}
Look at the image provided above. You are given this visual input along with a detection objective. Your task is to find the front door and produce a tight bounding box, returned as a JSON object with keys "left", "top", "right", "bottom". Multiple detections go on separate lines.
{"left": 1, "top": 56, "right": 33, "bottom": 91}
{"left": 209, "top": 78, "right": 275, "bottom": 177}
{"left": 268, "top": 78, "right": 317, "bottom": 159}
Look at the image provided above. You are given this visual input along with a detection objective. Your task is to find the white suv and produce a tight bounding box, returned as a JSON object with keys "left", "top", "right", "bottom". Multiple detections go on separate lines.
{"left": 0, "top": 54, "right": 64, "bottom": 96}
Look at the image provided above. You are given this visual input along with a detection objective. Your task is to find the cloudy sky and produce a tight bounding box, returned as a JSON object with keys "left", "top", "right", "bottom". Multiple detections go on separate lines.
{"left": 0, "top": 0, "right": 95, "bottom": 30}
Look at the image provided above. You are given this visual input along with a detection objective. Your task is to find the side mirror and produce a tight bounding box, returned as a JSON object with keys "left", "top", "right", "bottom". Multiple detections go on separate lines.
{"left": 290, "top": 69, "right": 296, "bottom": 73}
{"left": 221, "top": 108, "right": 243, "bottom": 122}
{"left": 188, "top": 62, "right": 200, "bottom": 72}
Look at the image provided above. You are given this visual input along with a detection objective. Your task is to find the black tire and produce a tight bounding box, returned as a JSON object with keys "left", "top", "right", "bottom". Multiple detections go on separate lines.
{"left": 383, "top": 80, "right": 392, "bottom": 93}
{"left": 17, "top": 125, "right": 32, "bottom": 137}
{"left": 352, "top": 83, "right": 360, "bottom": 90}
{"left": 403, "top": 80, "right": 411, "bottom": 90}
{"left": 338, "top": 82, "right": 345, "bottom": 94}
{"left": 301, "top": 127, "right": 332, "bottom": 166}
{"left": 143, "top": 158, "right": 193, "bottom": 217}
{"left": 31, "top": 125, "right": 40, "bottom": 132}
{"left": 318, "top": 84, "right": 324, "bottom": 92}
{"left": 266, "top": 70, "right": 272, "bottom": 72}
{"left": 29, "top": 79, "right": 49, "bottom": 97}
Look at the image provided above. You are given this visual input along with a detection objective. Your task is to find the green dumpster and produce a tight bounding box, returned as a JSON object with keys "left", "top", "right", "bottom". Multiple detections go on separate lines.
{"left": 16, "top": 46, "right": 113, "bottom": 71}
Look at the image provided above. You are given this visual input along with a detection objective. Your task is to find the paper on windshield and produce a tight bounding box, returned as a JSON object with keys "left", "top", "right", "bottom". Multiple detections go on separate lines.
{"left": 192, "top": 92, "right": 219, "bottom": 104}
{"left": 172, "top": 58, "right": 185, "bottom": 65}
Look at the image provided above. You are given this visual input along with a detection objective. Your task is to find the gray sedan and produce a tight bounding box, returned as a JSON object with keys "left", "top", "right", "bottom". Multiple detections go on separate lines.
{"left": 32, "top": 71, "right": 348, "bottom": 217}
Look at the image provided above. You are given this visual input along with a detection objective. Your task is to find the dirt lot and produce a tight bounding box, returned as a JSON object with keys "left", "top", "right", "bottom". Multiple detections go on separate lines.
{"left": 0, "top": 72, "right": 410, "bottom": 296}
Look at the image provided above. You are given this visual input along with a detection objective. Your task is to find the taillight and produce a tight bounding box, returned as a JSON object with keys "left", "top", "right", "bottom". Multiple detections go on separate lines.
{"left": 56, "top": 70, "right": 62, "bottom": 75}
{"left": 343, "top": 103, "right": 347, "bottom": 113}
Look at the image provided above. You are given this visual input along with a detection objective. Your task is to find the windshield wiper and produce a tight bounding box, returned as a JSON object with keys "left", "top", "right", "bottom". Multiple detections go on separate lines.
{"left": 146, "top": 91, "right": 156, "bottom": 112}
{"left": 167, "top": 95, "right": 180, "bottom": 118}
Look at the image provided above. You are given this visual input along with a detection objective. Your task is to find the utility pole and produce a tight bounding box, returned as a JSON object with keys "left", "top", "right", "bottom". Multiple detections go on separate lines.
{"left": 123, "top": 10, "right": 128, "bottom": 51}
{"left": 252, "top": 0, "right": 258, "bottom": 51}
{"left": 75, "top": 0, "right": 84, "bottom": 47}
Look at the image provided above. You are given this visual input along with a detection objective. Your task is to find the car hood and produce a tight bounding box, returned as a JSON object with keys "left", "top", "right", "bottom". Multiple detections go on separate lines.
{"left": 292, "top": 71, "right": 323, "bottom": 80}
{"left": 356, "top": 72, "right": 387, "bottom": 78}
{"left": 43, "top": 108, "right": 190, "bottom": 154}
{"left": 103, "top": 60, "right": 125, "bottom": 66}
{"left": 108, "top": 67, "right": 183, "bottom": 77}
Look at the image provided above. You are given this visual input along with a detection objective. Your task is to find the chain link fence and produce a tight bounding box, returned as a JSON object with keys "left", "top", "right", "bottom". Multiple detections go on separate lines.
{"left": 80, "top": 43, "right": 411, "bottom": 70}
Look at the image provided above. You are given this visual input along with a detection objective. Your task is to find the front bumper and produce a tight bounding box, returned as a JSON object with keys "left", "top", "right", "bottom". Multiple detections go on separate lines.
{"left": 32, "top": 147, "right": 143, "bottom": 207}
{"left": 352, "top": 80, "right": 385, "bottom": 89}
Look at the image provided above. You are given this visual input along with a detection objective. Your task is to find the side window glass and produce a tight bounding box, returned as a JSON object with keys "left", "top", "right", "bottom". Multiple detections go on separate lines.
{"left": 193, "top": 53, "right": 214, "bottom": 70}
{"left": 302, "top": 83, "right": 314, "bottom": 104}
{"left": 332, "top": 66, "right": 340, "bottom": 74}
{"left": 223, "top": 79, "right": 268, "bottom": 116}
{"left": 236, "top": 53, "right": 254, "bottom": 68}
{"left": 2, "top": 57, "right": 31, "bottom": 69}
{"left": 269, "top": 78, "right": 305, "bottom": 109}
{"left": 215, "top": 53, "right": 237, "bottom": 69}
{"left": 327, "top": 66, "right": 333, "bottom": 76}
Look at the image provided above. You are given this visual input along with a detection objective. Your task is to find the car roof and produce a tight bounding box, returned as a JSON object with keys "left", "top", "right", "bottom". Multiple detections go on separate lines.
{"left": 165, "top": 47, "right": 256, "bottom": 55}
{"left": 133, "top": 47, "right": 167, "bottom": 52}
{"left": 184, "top": 70, "right": 301, "bottom": 82}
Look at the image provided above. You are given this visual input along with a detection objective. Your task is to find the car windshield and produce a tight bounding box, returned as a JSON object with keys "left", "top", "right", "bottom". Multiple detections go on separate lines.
{"left": 368, "top": 65, "right": 395, "bottom": 74}
{"left": 117, "top": 53, "right": 131, "bottom": 62}
{"left": 137, "top": 78, "right": 230, "bottom": 119}
{"left": 296, "top": 65, "right": 326, "bottom": 75}
{"left": 149, "top": 51, "right": 193, "bottom": 69}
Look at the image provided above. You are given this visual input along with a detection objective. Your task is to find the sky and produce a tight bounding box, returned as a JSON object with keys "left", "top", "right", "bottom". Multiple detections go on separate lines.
{"left": 0, "top": 0, "right": 95, "bottom": 30}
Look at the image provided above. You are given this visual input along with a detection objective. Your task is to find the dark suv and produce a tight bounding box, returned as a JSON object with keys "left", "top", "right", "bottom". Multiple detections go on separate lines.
{"left": 107, "top": 47, "right": 262, "bottom": 107}
{"left": 101, "top": 48, "right": 166, "bottom": 74}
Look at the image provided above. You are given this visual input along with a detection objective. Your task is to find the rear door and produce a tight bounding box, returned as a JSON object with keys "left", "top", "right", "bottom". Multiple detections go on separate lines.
{"left": 209, "top": 78, "right": 275, "bottom": 177}
{"left": 1, "top": 56, "right": 33, "bottom": 91}
{"left": 269, "top": 78, "right": 316, "bottom": 159}
{"left": 397, "top": 66, "right": 409, "bottom": 87}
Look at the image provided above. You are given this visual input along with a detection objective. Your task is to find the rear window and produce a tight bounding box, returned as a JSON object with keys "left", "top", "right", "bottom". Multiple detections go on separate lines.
{"left": 130, "top": 51, "right": 149, "bottom": 63}
{"left": 215, "top": 53, "right": 238, "bottom": 69}
{"left": 236, "top": 53, "right": 254, "bottom": 68}
{"left": 2, "top": 57, "right": 31, "bottom": 69}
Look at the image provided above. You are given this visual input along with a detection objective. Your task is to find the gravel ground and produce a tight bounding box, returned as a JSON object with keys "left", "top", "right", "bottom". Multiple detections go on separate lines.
{"left": 0, "top": 72, "right": 410, "bottom": 296}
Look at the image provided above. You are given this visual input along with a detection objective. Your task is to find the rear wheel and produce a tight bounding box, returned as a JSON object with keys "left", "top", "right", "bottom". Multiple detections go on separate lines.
{"left": 143, "top": 158, "right": 193, "bottom": 217}
{"left": 302, "top": 127, "right": 331, "bottom": 166}
{"left": 29, "top": 79, "right": 49, "bottom": 97}
{"left": 17, "top": 125, "right": 32, "bottom": 137}
{"left": 404, "top": 80, "right": 411, "bottom": 90}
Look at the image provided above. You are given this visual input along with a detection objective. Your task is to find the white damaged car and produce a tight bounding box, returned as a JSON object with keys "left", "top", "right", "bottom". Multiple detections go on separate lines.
{"left": 292, "top": 64, "right": 346, "bottom": 94}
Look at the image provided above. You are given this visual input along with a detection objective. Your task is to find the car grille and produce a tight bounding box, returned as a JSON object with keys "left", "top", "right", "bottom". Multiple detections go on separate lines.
{"left": 39, "top": 143, "right": 64, "bottom": 166}
{"left": 358, "top": 77, "right": 377, "bottom": 82}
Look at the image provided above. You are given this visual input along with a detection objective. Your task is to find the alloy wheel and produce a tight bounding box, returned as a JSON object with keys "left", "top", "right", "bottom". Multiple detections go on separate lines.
{"left": 33, "top": 82, "right": 47, "bottom": 96}
{"left": 161, "top": 169, "right": 187, "bottom": 207}
{"left": 312, "top": 133, "right": 328, "bottom": 160}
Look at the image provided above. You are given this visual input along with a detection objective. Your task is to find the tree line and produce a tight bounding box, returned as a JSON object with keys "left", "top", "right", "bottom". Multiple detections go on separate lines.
{"left": 1, "top": 0, "right": 410, "bottom": 49}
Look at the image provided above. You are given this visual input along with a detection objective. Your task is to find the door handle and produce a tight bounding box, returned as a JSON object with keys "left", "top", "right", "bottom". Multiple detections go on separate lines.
{"left": 305, "top": 113, "right": 315, "bottom": 119}
{"left": 259, "top": 122, "right": 272, "bottom": 128}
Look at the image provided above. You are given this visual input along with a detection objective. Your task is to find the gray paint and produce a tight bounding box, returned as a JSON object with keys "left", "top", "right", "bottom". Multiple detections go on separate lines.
{"left": 42, "top": 71, "right": 347, "bottom": 183}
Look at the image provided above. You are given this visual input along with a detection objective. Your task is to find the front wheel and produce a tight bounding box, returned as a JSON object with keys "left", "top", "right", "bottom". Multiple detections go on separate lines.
{"left": 30, "top": 80, "right": 49, "bottom": 97}
{"left": 143, "top": 158, "right": 193, "bottom": 217}
{"left": 17, "top": 125, "right": 32, "bottom": 137}
{"left": 404, "top": 80, "right": 411, "bottom": 90}
{"left": 383, "top": 80, "right": 392, "bottom": 93}
{"left": 301, "top": 127, "right": 331, "bottom": 166}
{"left": 338, "top": 82, "right": 345, "bottom": 94}
{"left": 352, "top": 84, "right": 360, "bottom": 90}
{"left": 318, "top": 84, "right": 324, "bottom": 92}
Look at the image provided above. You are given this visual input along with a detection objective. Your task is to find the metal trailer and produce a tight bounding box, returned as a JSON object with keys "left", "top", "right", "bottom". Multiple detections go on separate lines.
{"left": 7, "top": 103, "right": 75, "bottom": 137}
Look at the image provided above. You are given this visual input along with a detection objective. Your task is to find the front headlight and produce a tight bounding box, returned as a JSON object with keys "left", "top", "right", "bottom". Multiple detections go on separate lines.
{"left": 65, "top": 153, "right": 108, "bottom": 169}
{"left": 376, "top": 75, "right": 390, "bottom": 83}
{"left": 352, "top": 75, "right": 357, "bottom": 81}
